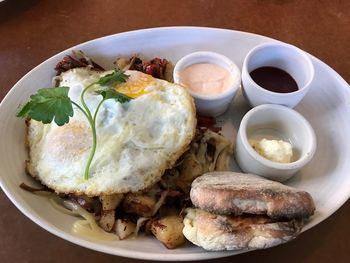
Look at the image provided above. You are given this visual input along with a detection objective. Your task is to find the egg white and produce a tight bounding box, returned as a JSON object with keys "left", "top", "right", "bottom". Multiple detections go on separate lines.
{"left": 26, "top": 68, "right": 196, "bottom": 196}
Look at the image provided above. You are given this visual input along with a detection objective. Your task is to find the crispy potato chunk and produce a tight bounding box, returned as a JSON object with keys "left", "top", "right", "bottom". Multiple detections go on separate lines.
{"left": 98, "top": 194, "right": 124, "bottom": 232}
{"left": 172, "top": 129, "right": 233, "bottom": 193}
{"left": 115, "top": 219, "right": 136, "bottom": 239}
{"left": 150, "top": 215, "right": 186, "bottom": 249}
{"left": 174, "top": 154, "right": 203, "bottom": 193}
{"left": 114, "top": 57, "right": 130, "bottom": 70}
{"left": 99, "top": 210, "right": 115, "bottom": 232}
{"left": 99, "top": 194, "right": 124, "bottom": 210}
{"left": 123, "top": 193, "right": 156, "bottom": 217}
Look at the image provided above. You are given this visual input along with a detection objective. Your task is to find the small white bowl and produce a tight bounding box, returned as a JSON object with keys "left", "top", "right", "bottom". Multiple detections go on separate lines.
{"left": 241, "top": 43, "right": 315, "bottom": 108}
{"left": 173, "top": 51, "right": 241, "bottom": 116}
{"left": 235, "top": 104, "right": 316, "bottom": 182}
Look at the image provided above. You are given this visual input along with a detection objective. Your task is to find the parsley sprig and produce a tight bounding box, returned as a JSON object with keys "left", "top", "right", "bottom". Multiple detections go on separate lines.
{"left": 17, "top": 70, "right": 132, "bottom": 180}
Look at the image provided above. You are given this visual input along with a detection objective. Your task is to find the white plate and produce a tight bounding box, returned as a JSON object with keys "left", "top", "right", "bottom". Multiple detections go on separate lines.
{"left": 0, "top": 27, "right": 350, "bottom": 261}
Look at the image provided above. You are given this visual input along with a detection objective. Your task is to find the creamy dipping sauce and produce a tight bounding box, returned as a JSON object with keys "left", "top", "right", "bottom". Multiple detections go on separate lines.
{"left": 178, "top": 63, "right": 232, "bottom": 96}
{"left": 249, "top": 138, "right": 293, "bottom": 163}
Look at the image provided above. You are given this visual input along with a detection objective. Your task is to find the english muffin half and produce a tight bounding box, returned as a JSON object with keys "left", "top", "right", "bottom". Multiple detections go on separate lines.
{"left": 183, "top": 171, "right": 315, "bottom": 251}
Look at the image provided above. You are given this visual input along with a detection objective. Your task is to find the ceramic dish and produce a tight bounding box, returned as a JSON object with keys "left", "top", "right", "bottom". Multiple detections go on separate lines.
{"left": 0, "top": 27, "right": 350, "bottom": 261}
{"left": 173, "top": 51, "right": 241, "bottom": 116}
{"left": 241, "top": 42, "right": 315, "bottom": 108}
{"left": 235, "top": 104, "right": 317, "bottom": 181}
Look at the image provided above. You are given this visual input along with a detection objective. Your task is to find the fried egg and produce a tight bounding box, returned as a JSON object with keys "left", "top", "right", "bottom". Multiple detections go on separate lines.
{"left": 26, "top": 68, "right": 196, "bottom": 196}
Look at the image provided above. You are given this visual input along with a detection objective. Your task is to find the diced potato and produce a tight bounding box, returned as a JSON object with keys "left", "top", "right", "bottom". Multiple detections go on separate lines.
{"left": 99, "top": 210, "right": 115, "bottom": 232}
{"left": 164, "top": 62, "right": 174, "bottom": 82}
{"left": 115, "top": 219, "right": 136, "bottom": 240}
{"left": 99, "top": 194, "right": 124, "bottom": 210}
{"left": 174, "top": 154, "right": 203, "bottom": 193}
{"left": 123, "top": 193, "right": 156, "bottom": 217}
{"left": 150, "top": 215, "right": 186, "bottom": 249}
{"left": 114, "top": 57, "right": 130, "bottom": 70}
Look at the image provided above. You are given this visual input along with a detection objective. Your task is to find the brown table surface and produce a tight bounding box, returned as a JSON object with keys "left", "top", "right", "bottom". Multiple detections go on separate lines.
{"left": 1, "top": 0, "right": 349, "bottom": 262}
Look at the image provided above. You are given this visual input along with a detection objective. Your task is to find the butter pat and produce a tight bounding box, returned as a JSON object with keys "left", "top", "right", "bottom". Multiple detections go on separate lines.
{"left": 249, "top": 138, "right": 293, "bottom": 163}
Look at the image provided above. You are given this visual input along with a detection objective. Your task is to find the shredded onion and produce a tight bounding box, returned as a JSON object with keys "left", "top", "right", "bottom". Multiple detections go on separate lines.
{"left": 204, "top": 130, "right": 232, "bottom": 171}
{"left": 152, "top": 190, "right": 168, "bottom": 216}
{"left": 49, "top": 197, "right": 80, "bottom": 216}
{"left": 63, "top": 200, "right": 119, "bottom": 241}
{"left": 19, "top": 183, "right": 53, "bottom": 196}
{"left": 133, "top": 217, "right": 149, "bottom": 238}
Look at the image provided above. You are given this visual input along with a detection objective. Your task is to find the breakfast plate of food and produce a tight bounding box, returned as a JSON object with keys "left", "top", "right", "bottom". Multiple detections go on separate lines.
{"left": 0, "top": 27, "right": 349, "bottom": 261}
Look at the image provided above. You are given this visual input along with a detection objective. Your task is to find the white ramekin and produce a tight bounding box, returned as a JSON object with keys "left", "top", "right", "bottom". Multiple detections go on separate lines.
{"left": 241, "top": 43, "right": 315, "bottom": 108}
{"left": 235, "top": 104, "right": 317, "bottom": 182}
{"left": 173, "top": 51, "right": 241, "bottom": 117}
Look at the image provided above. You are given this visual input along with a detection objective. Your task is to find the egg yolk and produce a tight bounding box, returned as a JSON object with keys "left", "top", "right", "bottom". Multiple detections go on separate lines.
{"left": 114, "top": 71, "right": 155, "bottom": 98}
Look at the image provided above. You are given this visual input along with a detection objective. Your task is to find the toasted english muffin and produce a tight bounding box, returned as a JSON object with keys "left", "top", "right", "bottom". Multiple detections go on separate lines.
{"left": 183, "top": 208, "right": 302, "bottom": 251}
{"left": 190, "top": 171, "right": 315, "bottom": 219}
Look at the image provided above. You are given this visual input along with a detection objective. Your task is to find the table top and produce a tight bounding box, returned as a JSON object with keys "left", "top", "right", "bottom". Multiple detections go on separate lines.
{"left": 0, "top": 1, "right": 349, "bottom": 262}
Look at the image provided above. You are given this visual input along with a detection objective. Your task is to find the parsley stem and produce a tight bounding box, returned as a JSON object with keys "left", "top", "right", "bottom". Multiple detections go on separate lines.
{"left": 79, "top": 83, "right": 99, "bottom": 180}
{"left": 71, "top": 101, "right": 90, "bottom": 120}
{"left": 93, "top": 99, "right": 105, "bottom": 123}
{"left": 71, "top": 100, "right": 97, "bottom": 180}
{"left": 84, "top": 98, "right": 107, "bottom": 180}
{"left": 83, "top": 117, "right": 97, "bottom": 180}
{"left": 80, "top": 83, "right": 95, "bottom": 120}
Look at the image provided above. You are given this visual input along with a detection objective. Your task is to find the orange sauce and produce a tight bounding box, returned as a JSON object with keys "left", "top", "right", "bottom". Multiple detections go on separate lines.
{"left": 179, "top": 63, "right": 232, "bottom": 96}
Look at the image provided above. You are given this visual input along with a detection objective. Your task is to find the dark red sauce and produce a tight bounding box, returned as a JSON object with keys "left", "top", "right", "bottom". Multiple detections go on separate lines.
{"left": 249, "top": 67, "right": 299, "bottom": 93}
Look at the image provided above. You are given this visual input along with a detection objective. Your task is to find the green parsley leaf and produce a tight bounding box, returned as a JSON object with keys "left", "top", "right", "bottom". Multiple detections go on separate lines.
{"left": 95, "top": 89, "right": 133, "bottom": 103}
{"left": 16, "top": 87, "right": 73, "bottom": 126}
{"left": 16, "top": 101, "right": 34, "bottom": 118}
{"left": 96, "top": 70, "right": 129, "bottom": 86}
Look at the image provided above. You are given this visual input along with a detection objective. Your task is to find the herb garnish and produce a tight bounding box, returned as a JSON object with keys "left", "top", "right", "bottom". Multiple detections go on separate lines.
{"left": 17, "top": 69, "right": 132, "bottom": 180}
